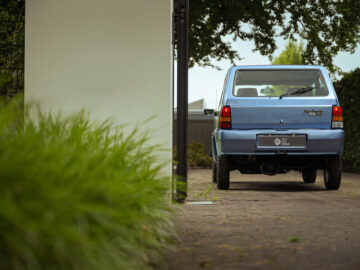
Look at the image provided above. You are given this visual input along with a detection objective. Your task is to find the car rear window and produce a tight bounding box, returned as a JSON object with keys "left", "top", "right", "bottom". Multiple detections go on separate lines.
{"left": 233, "top": 70, "right": 329, "bottom": 97}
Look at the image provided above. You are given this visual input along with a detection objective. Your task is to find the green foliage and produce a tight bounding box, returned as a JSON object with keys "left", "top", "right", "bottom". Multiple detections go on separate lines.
{"left": 173, "top": 141, "right": 212, "bottom": 168}
{"left": 271, "top": 40, "right": 305, "bottom": 95}
{"left": 188, "top": 141, "right": 212, "bottom": 168}
{"left": 289, "top": 237, "right": 300, "bottom": 243}
{"left": 272, "top": 40, "right": 304, "bottom": 65}
{"left": 195, "top": 184, "right": 212, "bottom": 200}
{"left": 334, "top": 68, "right": 360, "bottom": 173}
{"left": 194, "top": 183, "right": 220, "bottom": 201}
{"left": 0, "top": 0, "right": 25, "bottom": 92}
{"left": 0, "top": 97, "right": 174, "bottom": 270}
{"left": 187, "top": 0, "right": 360, "bottom": 72}
{"left": 0, "top": 0, "right": 24, "bottom": 49}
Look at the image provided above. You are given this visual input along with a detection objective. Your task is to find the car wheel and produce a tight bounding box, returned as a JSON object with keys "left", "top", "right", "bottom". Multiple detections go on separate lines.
{"left": 212, "top": 161, "right": 217, "bottom": 183}
{"left": 324, "top": 156, "right": 342, "bottom": 190}
{"left": 216, "top": 155, "right": 229, "bottom": 190}
{"left": 302, "top": 169, "right": 317, "bottom": 183}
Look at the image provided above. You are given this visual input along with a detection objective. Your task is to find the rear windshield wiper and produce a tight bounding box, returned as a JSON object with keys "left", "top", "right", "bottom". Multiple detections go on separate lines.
{"left": 279, "top": 87, "right": 318, "bottom": 99}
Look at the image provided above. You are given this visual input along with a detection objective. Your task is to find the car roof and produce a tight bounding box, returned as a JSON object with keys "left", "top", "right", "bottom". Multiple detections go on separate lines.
{"left": 231, "top": 65, "right": 325, "bottom": 71}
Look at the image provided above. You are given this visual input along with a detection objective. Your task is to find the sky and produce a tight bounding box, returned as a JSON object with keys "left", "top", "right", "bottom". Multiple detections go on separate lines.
{"left": 186, "top": 37, "right": 360, "bottom": 109}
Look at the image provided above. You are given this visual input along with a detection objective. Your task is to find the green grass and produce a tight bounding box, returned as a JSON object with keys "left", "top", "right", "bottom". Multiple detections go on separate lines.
{"left": 289, "top": 237, "right": 300, "bottom": 243}
{"left": 0, "top": 97, "right": 174, "bottom": 270}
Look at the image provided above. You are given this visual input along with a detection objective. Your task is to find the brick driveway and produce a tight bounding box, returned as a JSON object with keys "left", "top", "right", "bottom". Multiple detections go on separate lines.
{"left": 166, "top": 169, "right": 360, "bottom": 270}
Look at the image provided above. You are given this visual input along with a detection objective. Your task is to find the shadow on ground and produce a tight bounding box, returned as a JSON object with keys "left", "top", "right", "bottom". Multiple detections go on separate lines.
{"left": 229, "top": 181, "right": 325, "bottom": 192}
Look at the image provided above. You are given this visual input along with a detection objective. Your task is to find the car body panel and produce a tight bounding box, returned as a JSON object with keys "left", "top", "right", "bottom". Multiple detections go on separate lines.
{"left": 229, "top": 102, "right": 333, "bottom": 129}
{"left": 216, "top": 129, "right": 344, "bottom": 156}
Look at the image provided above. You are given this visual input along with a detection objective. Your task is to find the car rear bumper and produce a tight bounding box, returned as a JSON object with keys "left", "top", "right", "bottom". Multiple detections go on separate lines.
{"left": 216, "top": 129, "right": 344, "bottom": 156}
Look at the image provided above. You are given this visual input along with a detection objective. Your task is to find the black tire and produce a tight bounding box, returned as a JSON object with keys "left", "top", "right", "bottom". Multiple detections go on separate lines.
{"left": 324, "top": 156, "right": 342, "bottom": 190}
{"left": 216, "top": 155, "right": 230, "bottom": 190}
{"left": 302, "top": 169, "right": 317, "bottom": 183}
{"left": 212, "top": 161, "right": 217, "bottom": 183}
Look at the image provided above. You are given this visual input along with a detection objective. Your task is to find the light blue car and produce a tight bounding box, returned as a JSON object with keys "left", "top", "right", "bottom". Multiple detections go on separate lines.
{"left": 211, "top": 65, "right": 344, "bottom": 190}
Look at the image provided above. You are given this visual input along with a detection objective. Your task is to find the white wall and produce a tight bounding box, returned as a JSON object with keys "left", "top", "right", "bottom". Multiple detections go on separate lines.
{"left": 25, "top": 0, "right": 173, "bottom": 175}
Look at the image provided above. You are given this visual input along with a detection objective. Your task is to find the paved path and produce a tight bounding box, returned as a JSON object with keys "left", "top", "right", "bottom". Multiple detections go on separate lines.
{"left": 166, "top": 169, "right": 360, "bottom": 270}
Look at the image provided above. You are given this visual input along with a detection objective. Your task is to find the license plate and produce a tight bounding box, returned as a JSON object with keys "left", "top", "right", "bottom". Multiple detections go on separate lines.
{"left": 257, "top": 134, "right": 307, "bottom": 147}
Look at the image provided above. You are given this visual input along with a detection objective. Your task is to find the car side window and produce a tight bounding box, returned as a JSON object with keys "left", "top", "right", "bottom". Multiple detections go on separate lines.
{"left": 218, "top": 71, "right": 228, "bottom": 111}
{"left": 317, "top": 75, "right": 327, "bottom": 96}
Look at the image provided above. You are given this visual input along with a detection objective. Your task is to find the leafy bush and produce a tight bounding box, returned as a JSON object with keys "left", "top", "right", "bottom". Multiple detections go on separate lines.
{"left": 188, "top": 141, "right": 212, "bottom": 168}
{"left": 173, "top": 141, "right": 212, "bottom": 168}
{"left": 0, "top": 97, "right": 174, "bottom": 270}
{"left": 334, "top": 68, "right": 360, "bottom": 173}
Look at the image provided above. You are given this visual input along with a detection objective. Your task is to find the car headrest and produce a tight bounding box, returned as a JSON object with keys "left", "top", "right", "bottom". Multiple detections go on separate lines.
{"left": 237, "top": 88, "right": 258, "bottom": 97}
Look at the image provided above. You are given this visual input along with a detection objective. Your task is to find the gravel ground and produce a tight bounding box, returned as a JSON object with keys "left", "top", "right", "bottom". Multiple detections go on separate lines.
{"left": 166, "top": 169, "right": 360, "bottom": 270}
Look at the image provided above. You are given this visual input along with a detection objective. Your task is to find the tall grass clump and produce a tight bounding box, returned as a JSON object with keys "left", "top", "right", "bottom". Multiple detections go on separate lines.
{"left": 0, "top": 97, "right": 174, "bottom": 270}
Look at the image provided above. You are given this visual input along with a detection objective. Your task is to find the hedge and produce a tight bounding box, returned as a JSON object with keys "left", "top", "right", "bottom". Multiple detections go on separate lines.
{"left": 334, "top": 68, "right": 360, "bottom": 173}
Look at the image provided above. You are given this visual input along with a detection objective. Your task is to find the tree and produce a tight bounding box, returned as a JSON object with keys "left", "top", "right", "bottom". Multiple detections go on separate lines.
{"left": 334, "top": 68, "right": 360, "bottom": 172}
{"left": 187, "top": 0, "right": 360, "bottom": 72}
{"left": 272, "top": 40, "right": 304, "bottom": 65}
{"left": 269, "top": 40, "right": 305, "bottom": 96}
{"left": 0, "top": 0, "right": 25, "bottom": 94}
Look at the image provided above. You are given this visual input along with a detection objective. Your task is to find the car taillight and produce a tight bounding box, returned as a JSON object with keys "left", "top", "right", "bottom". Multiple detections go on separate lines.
{"left": 332, "top": 105, "right": 343, "bottom": 129}
{"left": 220, "top": 106, "right": 231, "bottom": 129}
